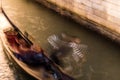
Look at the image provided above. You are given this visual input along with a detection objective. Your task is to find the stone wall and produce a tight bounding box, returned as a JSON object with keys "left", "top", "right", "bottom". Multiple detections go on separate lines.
{"left": 36, "top": 0, "right": 120, "bottom": 44}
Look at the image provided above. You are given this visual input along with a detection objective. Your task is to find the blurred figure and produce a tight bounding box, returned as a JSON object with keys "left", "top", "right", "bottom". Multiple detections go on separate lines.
{"left": 68, "top": 37, "right": 87, "bottom": 63}
{"left": 48, "top": 33, "right": 88, "bottom": 79}
{"left": 48, "top": 33, "right": 71, "bottom": 66}
{"left": 48, "top": 33, "right": 88, "bottom": 63}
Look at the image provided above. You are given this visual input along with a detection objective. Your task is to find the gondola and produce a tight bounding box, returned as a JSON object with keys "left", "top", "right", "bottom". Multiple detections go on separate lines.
{"left": 0, "top": 7, "right": 74, "bottom": 80}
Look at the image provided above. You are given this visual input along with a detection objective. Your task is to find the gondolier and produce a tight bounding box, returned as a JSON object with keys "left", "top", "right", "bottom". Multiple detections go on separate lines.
{"left": 3, "top": 29, "right": 74, "bottom": 80}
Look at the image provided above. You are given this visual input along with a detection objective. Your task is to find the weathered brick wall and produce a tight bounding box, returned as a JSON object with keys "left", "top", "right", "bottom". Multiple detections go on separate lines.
{"left": 46, "top": 0, "right": 120, "bottom": 34}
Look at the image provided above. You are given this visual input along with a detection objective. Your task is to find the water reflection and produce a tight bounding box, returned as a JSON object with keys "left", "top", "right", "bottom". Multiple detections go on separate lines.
{"left": 47, "top": 33, "right": 88, "bottom": 79}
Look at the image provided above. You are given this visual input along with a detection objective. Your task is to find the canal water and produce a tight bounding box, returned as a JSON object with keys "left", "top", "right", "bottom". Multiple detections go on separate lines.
{"left": 2, "top": 0, "right": 120, "bottom": 80}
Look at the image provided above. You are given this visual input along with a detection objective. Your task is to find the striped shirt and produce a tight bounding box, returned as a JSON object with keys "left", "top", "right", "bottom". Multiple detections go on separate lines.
{"left": 69, "top": 42, "right": 87, "bottom": 62}
{"left": 47, "top": 34, "right": 67, "bottom": 49}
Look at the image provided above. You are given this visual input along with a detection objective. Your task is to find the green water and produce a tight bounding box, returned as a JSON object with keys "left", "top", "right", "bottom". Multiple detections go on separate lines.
{"left": 2, "top": 0, "right": 120, "bottom": 80}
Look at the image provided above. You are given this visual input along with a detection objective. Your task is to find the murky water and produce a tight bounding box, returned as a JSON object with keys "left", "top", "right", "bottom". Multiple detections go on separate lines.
{"left": 2, "top": 0, "right": 120, "bottom": 80}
